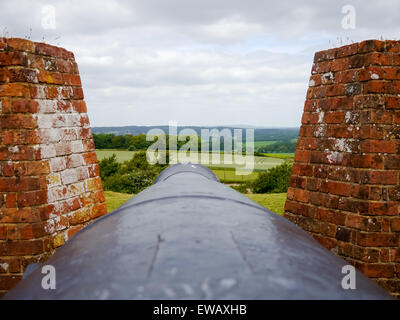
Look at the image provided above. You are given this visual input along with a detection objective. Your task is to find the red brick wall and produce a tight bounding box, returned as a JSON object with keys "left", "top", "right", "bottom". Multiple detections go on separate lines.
{"left": 284, "top": 40, "right": 400, "bottom": 297}
{"left": 0, "top": 38, "right": 107, "bottom": 296}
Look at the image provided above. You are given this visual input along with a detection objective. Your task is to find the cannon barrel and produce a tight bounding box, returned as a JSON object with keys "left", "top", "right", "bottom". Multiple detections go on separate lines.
{"left": 5, "top": 163, "right": 390, "bottom": 299}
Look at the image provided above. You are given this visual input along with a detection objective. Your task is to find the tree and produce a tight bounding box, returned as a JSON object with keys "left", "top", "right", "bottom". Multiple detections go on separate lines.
{"left": 252, "top": 162, "right": 293, "bottom": 193}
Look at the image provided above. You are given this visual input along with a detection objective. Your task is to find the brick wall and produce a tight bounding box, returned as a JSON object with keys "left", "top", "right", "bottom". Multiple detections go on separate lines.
{"left": 0, "top": 38, "right": 107, "bottom": 296}
{"left": 284, "top": 40, "right": 400, "bottom": 297}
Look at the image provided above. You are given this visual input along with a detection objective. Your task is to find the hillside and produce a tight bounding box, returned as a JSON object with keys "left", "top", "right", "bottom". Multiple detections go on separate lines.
{"left": 92, "top": 125, "right": 299, "bottom": 142}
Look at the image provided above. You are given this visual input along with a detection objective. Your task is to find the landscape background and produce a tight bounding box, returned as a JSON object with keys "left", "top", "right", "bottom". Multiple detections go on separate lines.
{"left": 92, "top": 126, "right": 297, "bottom": 214}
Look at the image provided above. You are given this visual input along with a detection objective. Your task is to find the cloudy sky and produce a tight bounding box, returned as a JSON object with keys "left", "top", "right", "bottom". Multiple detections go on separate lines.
{"left": 1, "top": 0, "right": 400, "bottom": 127}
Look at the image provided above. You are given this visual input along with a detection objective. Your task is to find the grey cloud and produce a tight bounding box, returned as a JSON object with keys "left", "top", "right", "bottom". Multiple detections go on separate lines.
{"left": 0, "top": 0, "right": 399, "bottom": 127}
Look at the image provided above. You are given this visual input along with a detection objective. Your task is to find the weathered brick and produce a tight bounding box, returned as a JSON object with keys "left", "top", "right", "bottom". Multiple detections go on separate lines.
{"left": 356, "top": 232, "right": 398, "bottom": 247}
{"left": 286, "top": 40, "right": 400, "bottom": 296}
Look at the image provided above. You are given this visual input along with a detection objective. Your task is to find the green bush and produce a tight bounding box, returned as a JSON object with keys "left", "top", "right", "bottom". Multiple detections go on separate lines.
{"left": 252, "top": 161, "right": 293, "bottom": 193}
{"left": 99, "top": 151, "right": 166, "bottom": 194}
{"left": 98, "top": 154, "right": 120, "bottom": 181}
{"left": 231, "top": 183, "right": 250, "bottom": 194}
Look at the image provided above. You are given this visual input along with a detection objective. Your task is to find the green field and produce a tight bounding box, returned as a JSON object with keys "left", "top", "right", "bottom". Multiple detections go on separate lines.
{"left": 246, "top": 193, "right": 287, "bottom": 215}
{"left": 104, "top": 191, "right": 134, "bottom": 212}
{"left": 96, "top": 149, "right": 284, "bottom": 183}
{"left": 104, "top": 191, "right": 287, "bottom": 216}
{"left": 96, "top": 150, "right": 283, "bottom": 170}
{"left": 96, "top": 150, "right": 138, "bottom": 162}
{"left": 253, "top": 140, "right": 277, "bottom": 148}
{"left": 211, "top": 168, "right": 259, "bottom": 182}
{"left": 260, "top": 153, "right": 295, "bottom": 159}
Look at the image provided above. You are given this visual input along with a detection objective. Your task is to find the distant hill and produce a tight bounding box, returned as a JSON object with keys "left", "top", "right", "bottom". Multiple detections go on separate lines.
{"left": 92, "top": 126, "right": 299, "bottom": 142}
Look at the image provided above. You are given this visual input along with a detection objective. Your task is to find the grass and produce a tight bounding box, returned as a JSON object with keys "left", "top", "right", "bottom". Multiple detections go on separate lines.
{"left": 252, "top": 140, "right": 277, "bottom": 148}
{"left": 211, "top": 168, "right": 259, "bottom": 182}
{"left": 261, "top": 153, "right": 295, "bottom": 159}
{"left": 96, "top": 149, "right": 284, "bottom": 183}
{"left": 96, "top": 149, "right": 283, "bottom": 170}
{"left": 104, "top": 191, "right": 287, "bottom": 216}
{"left": 96, "top": 149, "right": 137, "bottom": 162}
{"left": 104, "top": 191, "right": 134, "bottom": 212}
{"left": 246, "top": 193, "right": 287, "bottom": 215}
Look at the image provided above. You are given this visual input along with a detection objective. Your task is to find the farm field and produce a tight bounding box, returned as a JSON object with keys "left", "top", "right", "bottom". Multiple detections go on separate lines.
{"left": 211, "top": 167, "right": 259, "bottom": 182}
{"left": 250, "top": 140, "right": 277, "bottom": 148}
{"left": 96, "top": 150, "right": 284, "bottom": 170}
{"left": 260, "top": 153, "right": 295, "bottom": 159}
{"left": 96, "top": 149, "right": 138, "bottom": 162}
{"left": 104, "top": 191, "right": 287, "bottom": 216}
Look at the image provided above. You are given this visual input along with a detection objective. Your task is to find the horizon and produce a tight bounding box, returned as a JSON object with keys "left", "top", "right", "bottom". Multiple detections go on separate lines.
{"left": 91, "top": 123, "right": 300, "bottom": 129}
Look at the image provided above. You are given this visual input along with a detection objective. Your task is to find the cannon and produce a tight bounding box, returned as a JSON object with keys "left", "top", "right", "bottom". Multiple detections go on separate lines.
{"left": 4, "top": 163, "right": 390, "bottom": 299}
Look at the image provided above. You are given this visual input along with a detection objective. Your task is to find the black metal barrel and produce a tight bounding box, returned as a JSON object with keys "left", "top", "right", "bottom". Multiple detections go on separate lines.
{"left": 5, "top": 163, "right": 390, "bottom": 299}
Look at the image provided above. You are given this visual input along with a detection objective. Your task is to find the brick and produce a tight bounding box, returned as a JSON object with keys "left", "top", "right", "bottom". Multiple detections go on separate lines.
{"left": 324, "top": 111, "right": 345, "bottom": 123}
{"left": 0, "top": 83, "right": 30, "bottom": 97}
{"left": 385, "top": 155, "right": 400, "bottom": 169}
{"left": 35, "top": 42, "right": 74, "bottom": 60}
{"left": 357, "top": 66, "right": 384, "bottom": 81}
{"left": 361, "top": 171, "right": 398, "bottom": 185}
{"left": 327, "top": 181, "right": 352, "bottom": 196}
{"left": 391, "top": 218, "right": 400, "bottom": 232}
{"left": 363, "top": 80, "right": 397, "bottom": 94}
{"left": 6, "top": 38, "right": 35, "bottom": 53}
{"left": 359, "top": 40, "right": 385, "bottom": 53}
{"left": 346, "top": 215, "right": 380, "bottom": 232}
{"left": 0, "top": 240, "right": 44, "bottom": 255}
{"left": 356, "top": 232, "right": 398, "bottom": 247}
{"left": 376, "top": 280, "right": 400, "bottom": 294}
{"left": 385, "top": 96, "right": 400, "bottom": 109}
{"left": 363, "top": 52, "right": 393, "bottom": 66}
{"left": 368, "top": 202, "right": 398, "bottom": 216}
{"left": 331, "top": 58, "right": 349, "bottom": 72}
{"left": 287, "top": 187, "right": 309, "bottom": 203}
{"left": 383, "top": 66, "right": 400, "bottom": 80}
{"left": 294, "top": 150, "right": 310, "bottom": 162}
{"left": 17, "top": 190, "right": 48, "bottom": 207}
{"left": 0, "top": 51, "right": 28, "bottom": 66}
{"left": 8, "top": 68, "right": 38, "bottom": 83}
{"left": 386, "top": 40, "right": 400, "bottom": 53}
{"left": 316, "top": 208, "right": 346, "bottom": 225}
{"left": 351, "top": 154, "right": 383, "bottom": 169}
{"left": 83, "top": 151, "right": 98, "bottom": 165}
{"left": 354, "top": 95, "right": 384, "bottom": 109}
{"left": 0, "top": 68, "right": 6, "bottom": 83}
{"left": 348, "top": 54, "right": 364, "bottom": 68}
{"left": 68, "top": 207, "right": 89, "bottom": 225}
{"left": 336, "top": 43, "right": 358, "bottom": 58}
{"left": 312, "top": 234, "right": 337, "bottom": 250}
{"left": 284, "top": 200, "right": 312, "bottom": 218}
{"left": 335, "top": 227, "right": 352, "bottom": 242}
{"left": 85, "top": 177, "right": 103, "bottom": 192}
{"left": 0, "top": 275, "right": 23, "bottom": 290}
{"left": 73, "top": 87, "right": 84, "bottom": 99}
{"left": 356, "top": 262, "right": 395, "bottom": 278}
{"left": 11, "top": 99, "right": 39, "bottom": 113}
{"left": 71, "top": 100, "right": 87, "bottom": 113}
{"left": 90, "top": 203, "right": 107, "bottom": 219}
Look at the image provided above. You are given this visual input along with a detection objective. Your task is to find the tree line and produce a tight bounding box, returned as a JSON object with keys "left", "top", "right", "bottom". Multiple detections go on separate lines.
{"left": 256, "top": 140, "right": 297, "bottom": 153}
{"left": 94, "top": 133, "right": 238, "bottom": 152}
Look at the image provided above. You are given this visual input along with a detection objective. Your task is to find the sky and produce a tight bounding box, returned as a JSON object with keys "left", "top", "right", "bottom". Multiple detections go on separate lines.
{"left": 1, "top": 0, "right": 400, "bottom": 127}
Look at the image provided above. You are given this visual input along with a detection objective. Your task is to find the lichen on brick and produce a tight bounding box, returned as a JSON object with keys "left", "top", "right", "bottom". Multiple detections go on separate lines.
{"left": 285, "top": 39, "right": 400, "bottom": 297}
{"left": 0, "top": 37, "right": 107, "bottom": 295}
